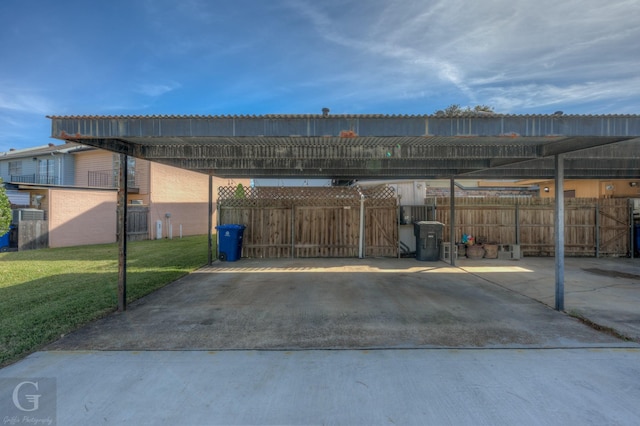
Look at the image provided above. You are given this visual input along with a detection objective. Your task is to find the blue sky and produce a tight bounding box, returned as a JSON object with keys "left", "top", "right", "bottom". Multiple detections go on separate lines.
{"left": 1, "top": 0, "right": 639, "bottom": 151}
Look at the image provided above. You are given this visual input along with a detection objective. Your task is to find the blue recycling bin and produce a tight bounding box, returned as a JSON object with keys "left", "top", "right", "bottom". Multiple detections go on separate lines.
{"left": 635, "top": 224, "right": 640, "bottom": 255}
{"left": 0, "top": 226, "right": 10, "bottom": 252}
{"left": 216, "top": 224, "right": 246, "bottom": 261}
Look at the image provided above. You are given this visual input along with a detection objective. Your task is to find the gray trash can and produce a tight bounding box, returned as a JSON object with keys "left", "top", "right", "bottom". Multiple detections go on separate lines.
{"left": 414, "top": 221, "right": 444, "bottom": 261}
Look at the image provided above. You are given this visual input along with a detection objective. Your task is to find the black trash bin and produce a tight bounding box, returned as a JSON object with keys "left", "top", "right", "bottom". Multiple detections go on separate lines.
{"left": 215, "top": 224, "right": 246, "bottom": 261}
{"left": 414, "top": 221, "right": 443, "bottom": 261}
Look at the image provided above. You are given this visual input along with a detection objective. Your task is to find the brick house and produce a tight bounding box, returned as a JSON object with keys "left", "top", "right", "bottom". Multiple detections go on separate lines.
{"left": 1, "top": 142, "right": 248, "bottom": 248}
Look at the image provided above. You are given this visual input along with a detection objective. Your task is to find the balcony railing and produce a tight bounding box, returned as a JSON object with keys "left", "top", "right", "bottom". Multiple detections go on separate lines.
{"left": 88, "top": 170, "right": 137, "bottom": 189}
{"left": 10, "top": 174, "right": 59, "bottom": 185}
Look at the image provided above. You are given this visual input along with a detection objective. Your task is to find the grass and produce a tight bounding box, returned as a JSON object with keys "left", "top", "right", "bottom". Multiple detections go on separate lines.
{"left": 0, "top": 235, "right": 211, "bottom": 366}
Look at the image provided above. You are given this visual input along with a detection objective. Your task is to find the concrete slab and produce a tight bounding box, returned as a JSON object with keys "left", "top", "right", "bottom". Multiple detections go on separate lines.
{"left": 47, "top": 258, "right": 634, "bottom": 350}
{"left": 2, "top": 348, "right": 640, "bottom": 425}
{"left": 457, "top": 257, "right": 640, "bottom": 341}
{"left": 5, "top": 257, "right": 640, "bottom": 425}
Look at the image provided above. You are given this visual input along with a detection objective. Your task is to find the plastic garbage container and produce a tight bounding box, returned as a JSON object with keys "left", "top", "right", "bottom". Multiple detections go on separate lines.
{"left": 216, "top": 224, "right": 246, "bottom": 261}
{"left": 414, "top": 221, "right": 443, "bottom": 261}
{"left": 0, "top": 228, "right": 10, "bottom": 252}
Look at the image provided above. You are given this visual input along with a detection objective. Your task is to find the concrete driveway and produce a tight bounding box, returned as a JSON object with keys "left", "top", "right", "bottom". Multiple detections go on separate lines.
{"left": 48, "top": 257, "right": 638, "bottom": 351}
{"left": 458, "top": 256, "right": 640, "bottom": 342}
{"left": 4, "top": 256, "right": 640, "bottom": 425}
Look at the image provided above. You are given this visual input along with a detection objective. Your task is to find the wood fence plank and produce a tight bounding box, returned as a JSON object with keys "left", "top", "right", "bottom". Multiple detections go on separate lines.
{"left": 219, "top": 188, "right": 630, "bottom": 259}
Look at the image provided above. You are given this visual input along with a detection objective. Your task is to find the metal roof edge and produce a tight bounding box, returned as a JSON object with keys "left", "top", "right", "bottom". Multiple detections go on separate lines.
{"left": 13, "top": 182, "right": 118, "bottom": 191}
{"left": 46, "top": 113, "right": 640, "bottom": 120}
{"left": 0, "top": 142, "right": 83, "bottom": 159}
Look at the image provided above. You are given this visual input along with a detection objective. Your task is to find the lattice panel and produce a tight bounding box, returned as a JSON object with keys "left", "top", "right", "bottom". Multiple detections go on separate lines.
{"left": 359, "top": 185, "right": 397, "bottom": 207}
{"left": 218, "top": 185, "right": 397, "bottom": 208}
{"left": 217, "top": 184, "right": 399, "bottom": 258}
{"left": 358, "top": 185, "right": 396, "bottom": 199}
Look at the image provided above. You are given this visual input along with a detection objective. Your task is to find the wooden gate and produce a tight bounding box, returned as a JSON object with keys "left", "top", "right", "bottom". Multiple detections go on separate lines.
{"left": 218, "top": 185, "right": 398, "bottom": 258}
{"left": 364, "top": 186, "right": 398, "bottom": 257}
{"left": 127, "top": 205, "right": 149, "bottom": 242}
{"left": 597, "top": 200, "right": 629, "bottom": 256}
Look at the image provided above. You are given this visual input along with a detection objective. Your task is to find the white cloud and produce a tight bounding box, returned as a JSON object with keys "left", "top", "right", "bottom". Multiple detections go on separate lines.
{"left": 134, "top": 82, "right": 181, "bottom": 97}
{"left": 485, "top": 77, "right": 640, "bottom": 111}
{"left": 286, "top": 0, "right": 640, "bottom": 111}
{"left": 0, "top": 87, "right": 53, "bottom": 115}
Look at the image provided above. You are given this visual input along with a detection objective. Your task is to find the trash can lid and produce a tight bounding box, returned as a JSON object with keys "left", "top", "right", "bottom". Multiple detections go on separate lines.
{"left": 215, "top": 224, "right": 246, "bottom": 230}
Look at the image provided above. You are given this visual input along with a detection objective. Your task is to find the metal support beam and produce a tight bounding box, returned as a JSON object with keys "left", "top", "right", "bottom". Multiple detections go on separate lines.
{"left": 291, "top": 206, "right": 296, "bottom": 258}
{"left": 554, "top": 154, "right": 565, "bottom": 311}
{"left": 117, "top": 154, "right": 128, "bottom": 312}
{"left": 595, "top": 204, "right": 600, "bottom": 258}
{"left": 359, "top": 195, "right": 365, "bottom": 259}
{"left": 208, "top": 175, "right": 213, "bottom": 265}
{"left": 631, "top": 201, "right": 635, "bottom": 259}
{"left": 450, "top": 178, "right": 456, "bottom": 266}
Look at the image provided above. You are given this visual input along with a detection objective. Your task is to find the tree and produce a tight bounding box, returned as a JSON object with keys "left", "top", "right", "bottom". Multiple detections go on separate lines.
{"left": 0, "top": 179, "right": 11, "bottom": 236}
{"left": 435, "top": 104, "right": 495, "bottom": 116}
{"left": 472, "top": 105, "right": 494, "bottom": 113}
{"left": 234, "top": 183, "right": 246, "bottom": 199}
{"left": 441, "top": 104, "right": 463, "bottom": 116}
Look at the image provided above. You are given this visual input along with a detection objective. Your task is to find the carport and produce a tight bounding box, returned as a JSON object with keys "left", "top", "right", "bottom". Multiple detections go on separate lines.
{"left": 49, "top": 113, "right": 640, "bottom": 312}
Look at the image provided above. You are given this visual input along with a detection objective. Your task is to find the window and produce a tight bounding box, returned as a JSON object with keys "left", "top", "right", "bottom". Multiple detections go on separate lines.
{"left": 8, "top": 161, "right": 22, "bottom": 176}
{"left": 38, "top": 159, "right": 56, "bottom": 184}
{"left": 112, "top": 154, "right": 137, "bottom": 187}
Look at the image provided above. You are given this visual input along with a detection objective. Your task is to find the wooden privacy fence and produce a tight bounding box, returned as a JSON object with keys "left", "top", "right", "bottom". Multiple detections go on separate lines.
{"left": 435, "top": 197, "right": 630, "bottom": 257}
{"left": 18, "top": 220, "right": 48, "bottom": 251}
{"left": 218, "top": 185, "right": 398, "bottom": 258}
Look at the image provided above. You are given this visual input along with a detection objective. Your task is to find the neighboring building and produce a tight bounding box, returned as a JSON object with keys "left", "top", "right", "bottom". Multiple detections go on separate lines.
{"left": 357, "top": 179, "right": 539, "bottom": 199}
{"left": 0, "top": 142, "right": 81, "bottom": 186}
{"left": 0, "top": 143, "right": 249, "bottom": 249}
{"left": 504, "top": 179, "right": 640, "bottom": 199}
{"left": 252, "top": 178, "right": 332, "bottom": 187}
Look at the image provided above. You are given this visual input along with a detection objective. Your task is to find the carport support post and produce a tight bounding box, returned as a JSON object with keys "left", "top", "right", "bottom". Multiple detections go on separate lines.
{"left": 208, "top": 175, "right": 213, "bottom": 265}
{"left": 117, "top": 153, "right": 128, "bottom": 312}
{"left": 359, "top": 195, "right": 365, "bottom": 259}
{"left": 450, "top": 178, "right": 456, "bottom": 266}
{"left": 554, "top": 154, "right": 565, "bottom": 311}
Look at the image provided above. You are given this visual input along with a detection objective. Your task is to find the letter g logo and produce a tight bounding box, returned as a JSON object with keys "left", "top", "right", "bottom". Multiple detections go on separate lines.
{"left": 12, "top": 381, "right": 41, "bottom": 412}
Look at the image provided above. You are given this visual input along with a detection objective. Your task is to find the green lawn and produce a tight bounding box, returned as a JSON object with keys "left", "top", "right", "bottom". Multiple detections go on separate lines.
{"left": 0, "top": 235, "right": 211, "bottom": 366}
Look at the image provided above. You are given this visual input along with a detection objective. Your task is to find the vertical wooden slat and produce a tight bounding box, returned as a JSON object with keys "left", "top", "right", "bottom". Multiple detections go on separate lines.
{"left": 215, "top": 187, "right": 631, "bottom": 259}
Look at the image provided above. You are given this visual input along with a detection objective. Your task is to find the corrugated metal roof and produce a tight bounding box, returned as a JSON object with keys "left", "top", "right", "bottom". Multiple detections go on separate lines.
{"left": 49, "top": 115, "right": 640, "bottom": 140}
{"left": 48, "top": 115, "right": 640, "bottom": 180}
{"left": 46, "top": 113, "right": 640, "bottom": 119}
